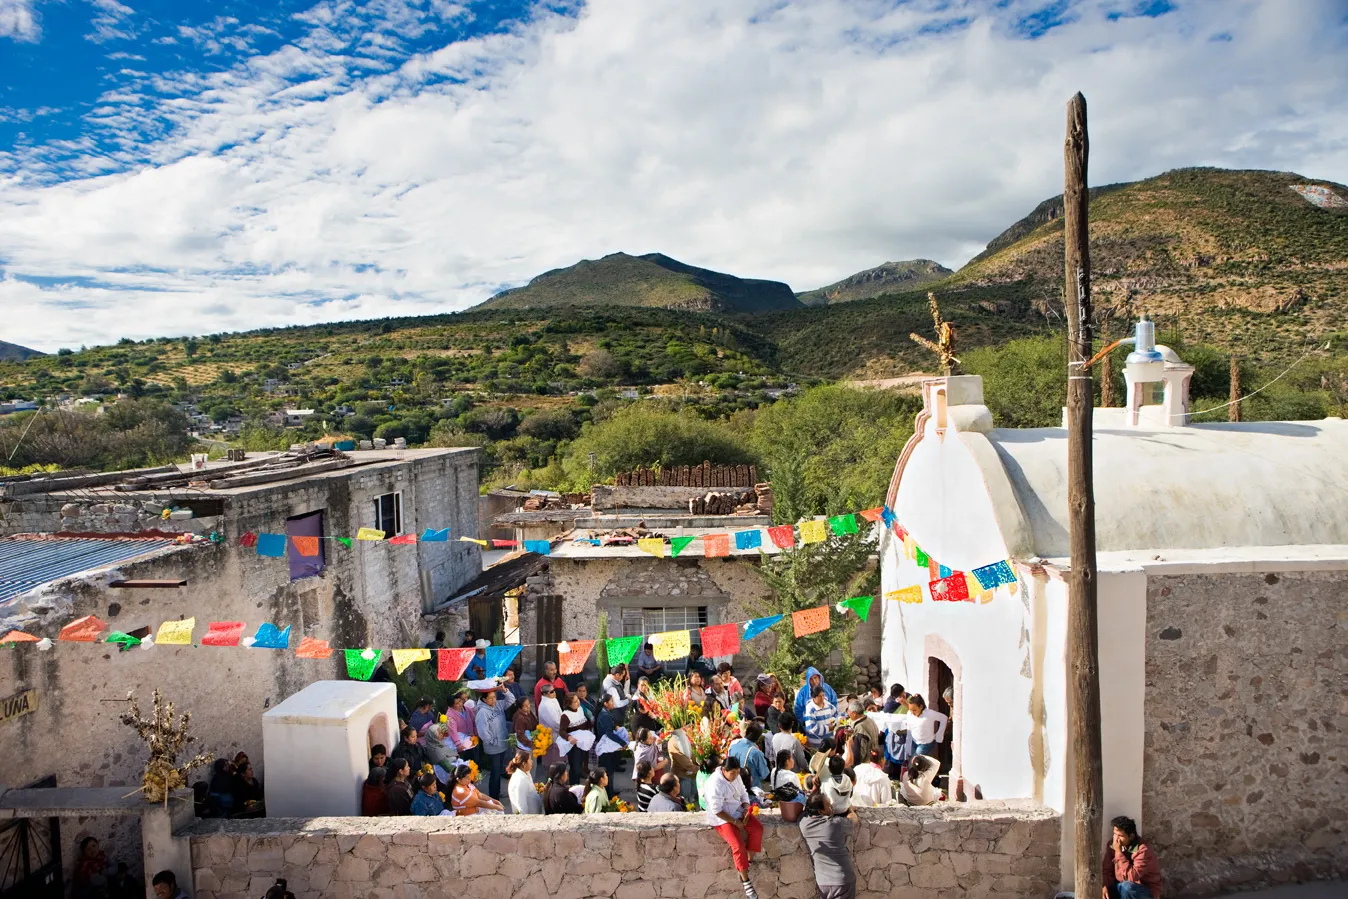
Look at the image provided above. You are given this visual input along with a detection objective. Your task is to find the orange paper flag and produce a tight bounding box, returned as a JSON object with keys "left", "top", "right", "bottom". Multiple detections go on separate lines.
{"left": 59, "top": 615, "right": 107, "bottom": 643}
{"left": 703, "top": 534, "right": 730, "bottom": 558}
{"left": 290, "top": 535, "right": 320, "bottom": 557}
{"left": 0, "top": 630, "right": 39, "bottom": 643}
{"left": 792, "top": 605, "right": 830, "bottom": 637}
{"left": 858, "top": 507, "right": 885, "bottom": 523}
{"left": 558, "top": 639, "right": 596, "bottom": 675}
{"left": 296, "top": 636, "right": 333, "bottom": 659}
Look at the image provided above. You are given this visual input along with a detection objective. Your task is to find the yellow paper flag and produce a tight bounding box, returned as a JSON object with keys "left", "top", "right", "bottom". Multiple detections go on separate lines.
{"left": 459, "top": 536, "right": 488, "bottom": 547}
{"left": 799, "top": 519, "right": 827, "bottom": 544}
{"left": 356, "top": 528, "right": 385, "bottom": 541}
{"left": 650, "top": 629, "right": 691, "bottom": 661}
{"left": 637, "top": 537, "right": 665, "bottom": 558}
{"left": 886, "top": 586, "right": 923, "bottom": 605}
{"left": 903, "top": 535, "right": 916, "bottom": 560}
{"left": 155, "top": 617, "right": 196, "bottom": 645}
{"left": 392, "top": 648, "right": 432, "bottom": 674}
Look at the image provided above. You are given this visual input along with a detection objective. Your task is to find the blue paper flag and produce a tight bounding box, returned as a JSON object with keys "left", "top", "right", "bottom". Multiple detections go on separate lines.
{"left": 420, "top": 528, "right": 450, "bottom": 542}
{"left": 742, "top": 615, "right": 784, "bottom": 641}
{"left": 972, "top": 560, "right": 1016, "bottom": 590}
{"left": 251, "top": 622, "right": 291, "bottom": 649}
{"left": 881, "top": 506, "right": 896, "bottom": 528}
{"left": 938, "top": 564, "right": 952, "bottom": 579}
{"left": 523, "top": 540, "right": 551, "bottom": 555}
{"left": 256, "top": 534, "right": 286, "bottom": 557}
{"left": 734, "top": 530, "right": 762, "bottom": 551}
{"left": 483, "top": 644, "right": 523, "bottom": 678}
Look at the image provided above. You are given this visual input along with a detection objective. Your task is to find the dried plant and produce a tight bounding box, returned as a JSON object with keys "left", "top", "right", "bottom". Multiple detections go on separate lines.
{"left": 119, "top": 689, "right": 212, "bottom": 804}
{"left": 909, "top": 292, "right": 960, "bottom": 375}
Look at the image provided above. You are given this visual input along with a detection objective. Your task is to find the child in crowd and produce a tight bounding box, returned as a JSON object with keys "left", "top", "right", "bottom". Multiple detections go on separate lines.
{"left": 582, "top": 769, "right": 610, "bottom": 814}
{"left": 635, "top": 761, "right": 658, "bottom": 812}
{"left": 820, "top": 755, "right": 855, "bottom": 820}
{"left": 771, "top": 749, "right": 800, "bottom": 793}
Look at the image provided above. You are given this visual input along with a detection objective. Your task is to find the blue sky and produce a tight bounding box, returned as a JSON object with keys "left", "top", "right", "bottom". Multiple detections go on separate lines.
{"left": 1, "top": 0, "right": 1346, "bottom": 350}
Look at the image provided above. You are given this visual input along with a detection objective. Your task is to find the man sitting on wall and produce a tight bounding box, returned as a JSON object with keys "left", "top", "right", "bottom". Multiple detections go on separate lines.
{"left": 633, "top": 642, "right": 665, "bottom": 682}
{"left": 1102, "top": 815, "right": 1164, "bottom": 899}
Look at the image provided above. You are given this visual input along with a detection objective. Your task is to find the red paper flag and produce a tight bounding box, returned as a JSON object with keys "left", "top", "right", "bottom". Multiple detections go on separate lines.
{"left": 792, "top": 606, "right": 831, "bottom": 637}
{"left": 200, "top": 621, "right": 246, "bottom": 646}
{"left": 703, "top": 534, "right": 730, "bottom": 558}
{"left": 699, "top": 622, "right": 740, "bottom": 657}
{"left": 558, "top": 640, "right": 596, "bottom": 675}
{"left": 388, "top": 533, "right": 418, "bottom": 545}
{"left": 894, "top": 524, "right": 909, "bottom": 542}
{"left": 437, "top": 647, "right": 475, "bottom": 681}
{"left": 858, "top": 507, "right": 884, "bottom": 523}
{"left": 767, "top": 525, "right": 796, "bottom": 549}
{"left": 296, "top": 636, "right": 333, "bottom": 659}
{"left": 492, "top": 539, "right": 519, "bottom": 548}
{"left": 929, "top": 572, "right": 970, "bottom": 602}
{"left": 290, "top": 536, "right": 320, "bottom": 557}
{"left": 58, "top": 615, "right": 106, "bottom": 643}
{"left": 239, "top": 531, "right": 258, "bottom": 548}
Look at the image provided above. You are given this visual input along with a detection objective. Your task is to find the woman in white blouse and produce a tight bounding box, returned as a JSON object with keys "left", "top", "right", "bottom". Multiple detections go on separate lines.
{"left": 506, "top": 752, "right": 543, "bottom": 814}
{"left": 903, "top": 694, "right": 948, "bottom": 758}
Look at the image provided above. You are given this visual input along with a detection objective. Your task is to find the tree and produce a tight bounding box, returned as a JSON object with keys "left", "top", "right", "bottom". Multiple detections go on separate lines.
{"left": 961, "top": 334, "right": 1067, "bottom": 428}
{"left": 746, "top": 533, "right": 878, "bottom": 691}
{"left": 561, "top": 405, "right": 753, "bottom": 485}
{"left": 578, "top": 349, "right": 623, "bottom": 380}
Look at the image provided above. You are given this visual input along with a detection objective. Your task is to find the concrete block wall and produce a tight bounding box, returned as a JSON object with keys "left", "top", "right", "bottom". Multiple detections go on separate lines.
{"left": 186, "top": 803, "right": 1061, "bottom": 899}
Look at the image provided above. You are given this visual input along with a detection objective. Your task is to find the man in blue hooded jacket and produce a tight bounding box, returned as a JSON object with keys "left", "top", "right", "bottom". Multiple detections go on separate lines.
{"left": 794, "top": 666, "right": 838, "bottom": 721}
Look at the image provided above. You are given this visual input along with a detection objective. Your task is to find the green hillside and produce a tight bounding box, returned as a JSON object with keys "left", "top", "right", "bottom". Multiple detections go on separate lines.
{"left": 0, "top": 341, "right": 44, "bottom": 363}
{"left": 796, "top": 259, "right": 953, "bottom": 306}
{"left": 477, "top": 251, "right": 802, "bottom": 314}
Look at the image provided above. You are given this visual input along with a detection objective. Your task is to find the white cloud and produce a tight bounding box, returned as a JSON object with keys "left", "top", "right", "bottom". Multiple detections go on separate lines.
{"left": 1, "top": 0, "right": 1347, "bottom": 351}
{"left": 0, "top": 0, "right": 39, "bottom": 41}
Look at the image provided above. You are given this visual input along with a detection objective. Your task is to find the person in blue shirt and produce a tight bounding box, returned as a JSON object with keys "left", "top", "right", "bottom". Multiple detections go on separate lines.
{"left": 409, "top": 773, "right": 445, "bottom": 816}
{"left": 727, "top": 721, "right": 770, "bottom": 791}
{"left": 793, "top": 666, "right": 838, "bottom": 722}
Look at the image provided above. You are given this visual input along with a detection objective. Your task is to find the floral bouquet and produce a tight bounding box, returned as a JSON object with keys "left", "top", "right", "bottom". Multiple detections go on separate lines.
{"left": 793, "top": 732, "right": 808, "bottom": 746}
{"left": 646, "top": 675, "right": 701, "bottom": 732}
{"left": 530, "top": 725, "right": 553, "bottom": 759}
{"left": 604, "top": 796, "right": 634, "bottom": 813}
{"left": 685, "top": 712, "right": 735, "bottom": 766}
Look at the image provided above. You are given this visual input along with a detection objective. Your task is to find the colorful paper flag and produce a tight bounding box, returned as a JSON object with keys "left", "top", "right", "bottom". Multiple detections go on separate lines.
{"left": 388, "top": 533, "right": 418, "bottom": 545}
{"left": 155, "top": 618, "right": 195, "bottom": 645}
{"left": 971, "top": 560, "right": 1016, "bottom": 590}
{"left": 558, "top": 640, "right": 596, "bottom": 675}
{"left": 296, "top": 637, "right": 333, "bottom": 659}
{"left": 105, "top": 631, "right": 142, "bottom": 647}
{"left": 767, "top": 525, "right": 796, "bottom": 549}
{"left": 859, "top": 507, "right": 885, "bottom": 523}
{"left": 881, "top": 507, "right": 897, "bottom": 528}
{"left": 392, "top": 648, "right": 431, "bottom": 674}
{"left": 523, "top": 540, "right": 551, "bottom": 555}
{"left": 699, "top": 622, "right": 740, "bottom": 657}
{"left": 604, "top": 635, "right": 643, "bottom": 667}
{"left": 58, "top": 615, "right": 106, "bottom": 643}
{"left": 437, "top": 647, "right": 475, "bottom": 681}
{"left": 902, "top": 535, "right": 916, "bottom": 560}
{"left": 928, "top": 557, "right": 940, "bottom": 581}
{"left": 929, "top": 572, "right": 970, "bottom": 602}
{"left": 938, "top": 564, "right": 952, "bottom": 579}
{"left": 238, "top": 531, "right": 258, "bottom": 548}
{"left": 256, "top": 534, "right": 286, "bottom": 557}
{"left": 484, "top": 644, "right": 523, "bottom": 678}
{"left": 459, "top": 536, "right": 488, "bottom": 547}
{"left": 734, "top": 529, "right": 762, "bottom": 551}
{"left": 251, "top": 623, "right": 292, "bottom": 649}
{"left": 0, "top": 630, "right": 39, "bottom": 643}
{"left": 356, "top": 528, "right": 385, "bottom": 541}
{"left": 838, "top": 596, "right": 874, "bottom": 622}
{"left": 742, "top": 615, "right": 784, "bottom": 641}
{"left": 799, "top": 520, "right": 827, "bottom": 544}
{"left": 914, "top": 546, "right": 930, "bottom": 568}
{"left": 670, "top": 536, "right": 696, "bottom": 558}
{"left": 650, "top": 629, "right": 691, "bottom": 661}
{"left": 420, "top": 528, "right": 451, "bottom": 542}
{"left": 336, "top": 537, "right": 353, "bottom": 548}
{"left": 792, "top": 606, "right": 831, "bottom": 637}
{"left": 290, "top": 536, "right": 320, "bottom": 557}
{"left": 886, "top": 586, "right": 923, "bottom": 604}
{"left": 199, "top": 620, "right": 245, "bottom": 646}
{"left": 491, "top": 539, "right": 519, "bottom": 548}
{"left": 702, "top": 534, "right": 730, "bottom": 558}
{"left": 828, "top": 514, "right": 859, "bottom": 536}
{"left": 637, "top": 537, "right": 666, "bottom": 558}
{"left": 345, "top": 648, "right": 380, "bottom": 681}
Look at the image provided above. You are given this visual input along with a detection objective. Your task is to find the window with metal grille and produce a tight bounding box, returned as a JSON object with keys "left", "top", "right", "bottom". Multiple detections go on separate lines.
{"left": 621, "top": 606, "right": 707, "bottom": 673}
{"left": 373, "top": 492, "right": 402, "bottom": 537}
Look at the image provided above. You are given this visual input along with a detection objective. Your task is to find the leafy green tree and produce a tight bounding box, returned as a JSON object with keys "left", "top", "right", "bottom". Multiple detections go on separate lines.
{"left": 961, "top": 334, "right": 1067, "bottom": 428}
{"left": 561, "top": 405, "right": 754, "bottom": 486}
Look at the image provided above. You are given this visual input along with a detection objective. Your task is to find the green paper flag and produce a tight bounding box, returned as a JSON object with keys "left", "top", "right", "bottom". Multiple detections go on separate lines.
{"left": 914, "top": 546, "right": 930, "bottom": 567}
{"left": 605, "top": 635, "right": 643, "bottom": 667}
{"left": 336, "top": 537, "right": 353, "bottom": 548}
{"left": 345, "top": 648, "right": 380, "bottom": 681}
{"left": 839, "top": 595, "right": 875, "bottom": 622}
{"left": 670, "top": 536, "right": 696, "bottom": 558}
{"left": 828, "top": 514, "right": 859, "bottom": 536}
{"left": 105, "top": 631, "right": 142, "bottom": 646}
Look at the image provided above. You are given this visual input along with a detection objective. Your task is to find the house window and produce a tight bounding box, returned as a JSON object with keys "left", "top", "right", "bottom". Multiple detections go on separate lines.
{"left": 285, "top": 510, "right": 325, "bottom": 581}
{"left": 373, "top": 492, "right": 402, "bottom": 537}
{"left": 622, "top": 605, "right": 708, "bottom": 673}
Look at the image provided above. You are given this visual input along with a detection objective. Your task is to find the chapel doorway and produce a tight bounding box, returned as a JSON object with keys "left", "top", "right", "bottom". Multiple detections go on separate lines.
{"left": 928, "top": 657, "right": 956, "bottom": 779}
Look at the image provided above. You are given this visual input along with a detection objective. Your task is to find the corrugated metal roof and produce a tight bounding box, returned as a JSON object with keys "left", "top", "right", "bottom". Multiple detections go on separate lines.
{"left": 0, "top": 538, "right": 178, "bottom": 603}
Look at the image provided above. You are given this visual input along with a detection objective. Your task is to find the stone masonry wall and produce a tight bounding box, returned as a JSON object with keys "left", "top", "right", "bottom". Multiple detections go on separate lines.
{"left": 1144, "top": 569, "right": 1348, "bottom": 896}
{"left": 187, "top": 803, "right": 1060, "bottom": 899}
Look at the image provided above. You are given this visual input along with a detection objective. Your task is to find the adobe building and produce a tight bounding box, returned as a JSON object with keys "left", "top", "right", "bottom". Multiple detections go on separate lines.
{"left": 879, "top": 331, "right": 1348, "bottom": 895}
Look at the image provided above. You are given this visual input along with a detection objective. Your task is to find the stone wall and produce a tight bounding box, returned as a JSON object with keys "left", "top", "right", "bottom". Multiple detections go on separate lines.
{"left": 187, "top": 803, "right": 1060, "bottom": 899}
{"left": 1144, "top": 569, "right": 1348, "bottom": 895}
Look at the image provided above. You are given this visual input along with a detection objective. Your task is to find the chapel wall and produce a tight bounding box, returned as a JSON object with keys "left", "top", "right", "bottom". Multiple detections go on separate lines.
{"left": 1142, "top": 568, "right": 1348, "bottom": 896}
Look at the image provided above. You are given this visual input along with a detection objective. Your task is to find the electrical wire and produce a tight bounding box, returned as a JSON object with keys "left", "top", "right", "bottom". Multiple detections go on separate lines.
{"left": 5, "top": 406, "right": 42, "bottom": 464}
{"left": 1179, "top": 343, "right": 1324, "bottom": 421}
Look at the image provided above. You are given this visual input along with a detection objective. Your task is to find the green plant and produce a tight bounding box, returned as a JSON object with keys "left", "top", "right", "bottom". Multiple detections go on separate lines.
{"left": 595, "top": 612, "right": 610, "bottom": 682}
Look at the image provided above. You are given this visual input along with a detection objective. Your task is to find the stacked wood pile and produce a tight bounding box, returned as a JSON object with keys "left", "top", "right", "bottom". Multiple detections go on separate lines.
{"left": 688, "top": 482, "right": 774, "bottom": 516}
{"left": 616, "top": 462, "right": 757, "bottom": 488}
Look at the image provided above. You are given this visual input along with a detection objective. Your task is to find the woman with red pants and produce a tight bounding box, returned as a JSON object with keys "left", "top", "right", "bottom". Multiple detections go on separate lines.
{"left": 703, "top": 756, "right": 764, "bottom": 899}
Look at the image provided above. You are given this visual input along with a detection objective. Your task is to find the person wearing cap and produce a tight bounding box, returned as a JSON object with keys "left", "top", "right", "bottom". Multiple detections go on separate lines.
{"left": 533, "top": 660, "right": 568, "bottom": 710}
{"left": 467, "top": 638, "right": 489, "bottom": 680}
{"left": 633, "top": 641, "right": 664, "bottom": 682}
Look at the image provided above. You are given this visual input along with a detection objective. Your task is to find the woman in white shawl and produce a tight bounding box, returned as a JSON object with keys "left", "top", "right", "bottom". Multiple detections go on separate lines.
{"left": 850, "top": 749, "right": 894, "bottom": 807}
{"left": 506, "top": 752, "right": 543, "bottom": 814}
{"left": 537, "top": 682, "right": 565, "bottom": 778}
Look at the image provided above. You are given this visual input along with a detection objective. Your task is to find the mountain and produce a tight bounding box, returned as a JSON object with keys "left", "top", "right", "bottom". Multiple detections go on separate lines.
{"left": 756, "top": 168, "right": 1348, "bottom": 377}
{"left": 476, "top": 252, "right": 802, "bottom": 314}
{"left": 0, "top": 341, "right": 44, "bottom": 362}
{"left": 796, "top": 259, "right": 953, "bottom": 306}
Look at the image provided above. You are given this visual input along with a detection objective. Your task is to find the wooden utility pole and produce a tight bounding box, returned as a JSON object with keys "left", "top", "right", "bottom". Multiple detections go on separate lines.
{"left": 1063, "top": 92, "right": 1104, "bottom": 899}
{"left": 1229, "top": 357, "right": 1243, "bottom": 422}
